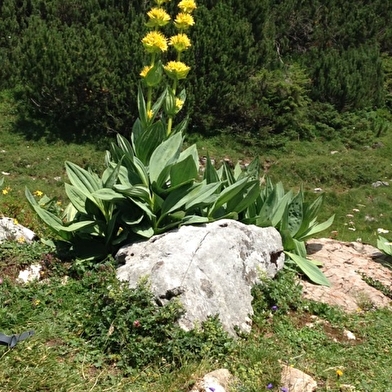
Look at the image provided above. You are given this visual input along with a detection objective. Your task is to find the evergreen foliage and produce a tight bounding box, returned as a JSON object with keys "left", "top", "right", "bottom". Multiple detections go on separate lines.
{"left": 0, "top": 0, "right": 392, "bottom": 145}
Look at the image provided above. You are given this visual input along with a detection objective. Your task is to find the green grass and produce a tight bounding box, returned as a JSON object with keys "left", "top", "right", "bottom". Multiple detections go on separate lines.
{"left": 2, "top": 89, "right": 392, "bottom": 391}
{"left": 1, "top": 251, "right": 392, "bottom": 391}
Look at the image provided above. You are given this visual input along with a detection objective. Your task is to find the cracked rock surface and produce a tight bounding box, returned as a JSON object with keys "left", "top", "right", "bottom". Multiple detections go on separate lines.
{"left": 116, "top": 219, "right": 284, "bottom": 336}
{"left": 303, "top": 238, "right": 392, "bottom": 311}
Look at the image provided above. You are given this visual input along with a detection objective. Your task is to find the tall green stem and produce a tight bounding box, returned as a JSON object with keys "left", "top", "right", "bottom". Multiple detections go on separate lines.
{"left": 146, "top": 54, "right": 156, "bottom": 114}
{"left": 167, "top": 79, "right": 178, "bottom": 137}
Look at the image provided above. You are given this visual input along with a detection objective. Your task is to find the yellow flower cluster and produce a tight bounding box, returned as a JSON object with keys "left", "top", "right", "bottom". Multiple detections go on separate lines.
{"left": 146, "top": 7, "right": 171, "bottom": 28}
{"left": 140, "top": 0, "right": 196, "bottom": 133}
{"left": 174, "top": 12, "right": 195, "bottom": 30}
{"left": 164, "top": 61, "right": 191, "bottom": 80}
{"left": 140, "top": 0, "right": 196, "bottom": 77}
{"left": 169, "top": 34, "right": 191, "bottom": 52}
{"left": 142, "top": 31, "right": 168, "bottom": 53}
{"left": 178, "top": 0, "right": 197, "bottom": 13}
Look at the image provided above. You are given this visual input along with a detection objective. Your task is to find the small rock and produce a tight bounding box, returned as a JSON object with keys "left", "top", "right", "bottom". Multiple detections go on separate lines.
{"left": 190, "top": 369, "right": 234, "bottom": 392}
{"left": 340, "top": 384, "right": 357, "bottom": 391}
{"left": 330, "top": 150, "right": 339, "bottom": 154}
{"left": 281, "top": 365, "right": 317, "bottom": 392}
{"left": 17, "top": 264, "right": 42, "bottom": 284}
{"left": 343, "top": 329, "right": 356, "bottom": 340}
{"left": 372, "top": 181, "right": 389, "bottom": 188}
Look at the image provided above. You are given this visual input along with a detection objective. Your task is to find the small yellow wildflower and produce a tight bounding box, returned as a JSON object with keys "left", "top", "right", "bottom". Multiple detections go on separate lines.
{"left": 142, "top": 31, "right": 168, "bottom": 53}
{"left": 147, "top": 110, "right": 154, "bottom": 119}
{"left": 32, "top": 299, "right": 40, "bottom": 306}
{"left": 17, "top": 237, "right": 25, "bottom": 244}
{"left": 174, "top": 12, "right": 195, "bottom": 30}
{"left": 146, "top": 7, "right": 171, "bottom": 28}
{"left": 178, "top": 0, "right": 197, "bottom": 13}
{"left": 2, "top": 188, "right": 9, "bottom": 195}
{"left": 13, "top": 218, "right": 18, "bottom": 225}
{"left": 175, "top": 98, "right": 184, "bottom": 112}
{"left": 33, "top": 190, "right": 44, "bottom": 197}
{"left": 164, "top": 61, "right": 191, "bottom": 80}
{"left": 169, "top": 33, "right": 191, "bottom": 52}
{"left": 140, "top": 65, "right": 153, "bottom": 78}
{"left": 56, "top": 200, "right": 62, "bottom": 206}
{"left": 336, "top": 369, "right": 343, "bottom": 377}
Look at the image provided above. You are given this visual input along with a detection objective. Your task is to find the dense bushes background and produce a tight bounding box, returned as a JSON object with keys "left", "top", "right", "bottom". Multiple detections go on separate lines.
{"left": 1, "top": 0, "right": 391, "bottom": 146}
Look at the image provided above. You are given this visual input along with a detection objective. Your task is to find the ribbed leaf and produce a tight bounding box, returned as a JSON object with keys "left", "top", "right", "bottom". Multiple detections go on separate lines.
{"left": 116, "top": 134, "right": 134, "bottom": 157}
{"left": 65, "top": 183, "right": 87, "bottom": 214}
{"left": 209, "top": 177, "right": 251, "bottom": 216}
{"left": 287, "top": 190, "right": 303, "bottom": 236}
{"left": 114, "top": 184, "right": 151, "bottom": 201}
{"left": 102, "top": 159, "right": 122, "bottom": 189}
{"left": 149, "top": 132, "right": 183, "bottom": 185}
{"left": 170, "top": 154, "right": 198, "bottom": 188}
{"left": 296, "top": 214, "right": 335, "bottom": 241}
{"left": 134, "top": 121, "right": 166, "bottom": 164}
{"left": 65, "top": 161, "right": 100, "bottom": 194}
{"left": 203, "top": 154, "right": 220, "bottom": 184}
{"left": 377, "top": 236, "right": 392, "bottom": 256}
{"left": 25, "top": 188, "right": 69, "bottom": 240}
{"left": 92, "top": 188, "right": 126, "bottom": 201}
{"left": 285, "top": 251, "right": 330, "bottom": 287}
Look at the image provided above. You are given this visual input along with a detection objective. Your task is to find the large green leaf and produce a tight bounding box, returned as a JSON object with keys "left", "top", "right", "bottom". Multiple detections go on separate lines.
{"left": 170, "top": 154, "right": 198, "bottom": 188}
{"left": 232, "top": 182, "right": 260, "bottom": 214}
{"left": 149, "top": 132, "right": 183, "bottom": 185}
{"left": 270, "top": 191, "right": 292, "bottom": 227}
{"left": 114, "top": 184, "right": 151, "bottom": 201}
{"left": 65, "top": 183, "right": 87, "bottom": 214}
{"left": 92, "top": 188, "right": 127, "bottom": 201}
{"left": 65, "top": 161, "right": 101, "bottom": 194}
{"left": 133, "top": 121, "right": 166, "bottom": 164}
{"left": 377, "top": 236, "right": 392, "bottom": 256}
{"left": 26, "top": 188, "right": 70, "bottom": 240}
{"left": 203, "top": 154, "right": 220, "bottom": 184}
{"left": 116, "top": 134, "right": 134, "bottom": 157}
{"left": 209, "top": 177, "right": 250, "bottom": 217}
{"left": 295, "top": 194, "right": 325, "bottom": 239}
{"left": 285, "top": 251, "right": 330, "bottom": 287}
{"left": 296, "top": 214, "right": 335, "bottom": 241}
{"left": 287, "top": 190, "right": 303, "bottom": 236}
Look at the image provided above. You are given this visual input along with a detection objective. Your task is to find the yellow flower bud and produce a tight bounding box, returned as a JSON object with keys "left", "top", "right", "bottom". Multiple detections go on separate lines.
{"left": 140, "top": 65, "right": 153, "bottom": 78}
{"left": 169, "top": 34, "right": 191, "bottom": 52}
{"left": 155, "top": 0, "right": 172, "bottom": 5}
{"left": 175, "top": 98, "right": 184, "bottom": 113}
{"left": 174, "top": 12, "right": 195, "bottom": 30}
{"left": 164, "top": 61, "right": 191, "bottom": 80}
{"left": 142, "top": 31, "right": 168, "bottom": 53}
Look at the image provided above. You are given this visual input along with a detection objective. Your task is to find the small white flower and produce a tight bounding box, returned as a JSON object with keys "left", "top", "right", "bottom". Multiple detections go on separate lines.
{"left": 348, "top": 227, "right": 356, "bottom": 231}
{"left": 346, "top": 214, "right": 354, "bottom": 218}
{"left": 352, "top": 208, "right": 360, "bottom": 212}
{"left": 377, "top": 228, "right": 389, "bottom": 234}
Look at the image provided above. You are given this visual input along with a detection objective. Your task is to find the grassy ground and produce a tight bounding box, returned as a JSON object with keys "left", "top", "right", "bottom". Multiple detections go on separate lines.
{"left": 2, "top": 90, "right": 392, "bottom": 391}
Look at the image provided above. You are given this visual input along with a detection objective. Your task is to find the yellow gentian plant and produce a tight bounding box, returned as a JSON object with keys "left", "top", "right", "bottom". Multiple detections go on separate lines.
{"left": 140, "top": 0, "right": 196, "bottom": 136}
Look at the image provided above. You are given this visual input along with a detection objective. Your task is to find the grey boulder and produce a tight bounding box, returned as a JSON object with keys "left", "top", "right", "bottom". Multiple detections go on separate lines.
{"left": 116, "top": 219, "right": 284, "bottom": 336}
